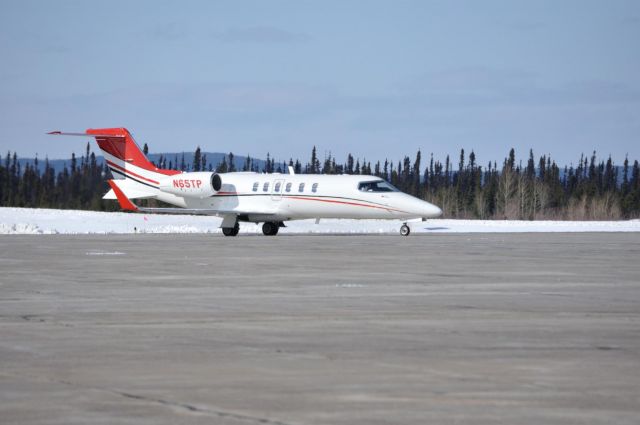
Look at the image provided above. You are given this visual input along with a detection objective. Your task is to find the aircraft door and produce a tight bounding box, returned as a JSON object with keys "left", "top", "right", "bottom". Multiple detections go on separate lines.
{"left": 271, "top": 179, "right": 284, "bottom": 201}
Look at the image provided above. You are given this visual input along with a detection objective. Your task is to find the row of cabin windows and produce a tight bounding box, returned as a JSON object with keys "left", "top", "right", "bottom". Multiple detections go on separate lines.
{"left": 252, "top": 182, "right": 319, "bottom": 193}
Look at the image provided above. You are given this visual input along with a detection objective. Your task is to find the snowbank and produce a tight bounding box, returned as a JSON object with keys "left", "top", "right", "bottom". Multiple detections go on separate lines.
{"left": 0, "top": 207, "right": 639, "bottom": 235}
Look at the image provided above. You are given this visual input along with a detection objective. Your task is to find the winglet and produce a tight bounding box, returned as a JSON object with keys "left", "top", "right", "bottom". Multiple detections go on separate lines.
{"left": 107, "top": 180, "right": 139, "bottom": 212}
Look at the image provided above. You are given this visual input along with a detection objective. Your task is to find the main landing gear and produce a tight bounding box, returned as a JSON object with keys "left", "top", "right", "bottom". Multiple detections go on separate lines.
{"left": 221, "top": 221, "right": 284, "bottom": 237}
{"left": 400, "top": 223, "right": 411, "bottom": 236}
{"left": 221, "top": 222, "right": 240, "bottom": 237}
{"left": 262, "top": 221, "right": 280, "bottom": 236}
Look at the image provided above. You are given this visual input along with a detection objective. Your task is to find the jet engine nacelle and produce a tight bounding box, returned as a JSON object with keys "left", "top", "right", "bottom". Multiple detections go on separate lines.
{"left": 159, "top": 172, "right": 221, "bottom": 198}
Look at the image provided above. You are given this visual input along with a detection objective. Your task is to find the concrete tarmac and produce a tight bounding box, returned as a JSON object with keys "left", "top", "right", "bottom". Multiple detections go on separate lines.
{"left": 1, "top": 233, "right": 639, "bottom": 424}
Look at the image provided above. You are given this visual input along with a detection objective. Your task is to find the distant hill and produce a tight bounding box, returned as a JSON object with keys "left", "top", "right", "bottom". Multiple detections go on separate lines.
{"left": 146, "top": 152, "right": 267, "bottom": 172}
{"left": 14, "top": 152, "right": 267, "bottom": 175}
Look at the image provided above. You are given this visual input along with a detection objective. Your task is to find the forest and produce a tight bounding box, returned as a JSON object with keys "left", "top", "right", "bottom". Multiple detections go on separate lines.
{"left": 1, "top": 142, "right": 639, "bottom": 220}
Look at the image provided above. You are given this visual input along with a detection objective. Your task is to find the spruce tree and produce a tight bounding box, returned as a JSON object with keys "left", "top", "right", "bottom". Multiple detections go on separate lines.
{"left": 228, "top": 152, "right": 236, "bottom": 172}
{"left": 310, "top": 146, "right": 318, "bottom": 174}
{"left": 347, "top": 154, "right": 354, "bottom": 174}
{"left": 193, "top": 147, "right": 201, "bottom": 172}
{"left": 413, "top": 150, "right": 421, "bottom": 196}
{"left": 216, "top": 155, "right": 228, "bottom": 173}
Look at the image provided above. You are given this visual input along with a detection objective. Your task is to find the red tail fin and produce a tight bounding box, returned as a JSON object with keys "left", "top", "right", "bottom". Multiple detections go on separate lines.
{"left": 48, "top": 128, "right": 180, "bottom": 183}
{"left": 87, "top": 128, "right": 161, "bottom": 173}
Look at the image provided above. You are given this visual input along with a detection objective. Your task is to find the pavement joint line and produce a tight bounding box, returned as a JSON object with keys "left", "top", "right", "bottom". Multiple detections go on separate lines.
{"left": 1, "top": 371, "right": 296, "bottom": 425}
{"left": 2, "top": 234, "right": 639, "bottom": 424}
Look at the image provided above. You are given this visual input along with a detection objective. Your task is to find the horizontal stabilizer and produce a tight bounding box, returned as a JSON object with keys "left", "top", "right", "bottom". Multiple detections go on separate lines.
{"left": 49, "top": 128, "right": 180, "bottom": 179}
{"left": 107, "top": 178, "right": 277, "bottom": 218}
{"left": 48, "top": 131, "right": 125, "bottom": 138}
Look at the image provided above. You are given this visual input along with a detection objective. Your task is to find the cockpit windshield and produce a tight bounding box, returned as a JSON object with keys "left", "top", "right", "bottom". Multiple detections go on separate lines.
{"left": 358, "top": 180, "right": 399, "bottom": 192}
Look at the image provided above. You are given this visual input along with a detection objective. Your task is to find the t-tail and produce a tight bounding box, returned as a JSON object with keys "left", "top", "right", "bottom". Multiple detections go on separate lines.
{"left": 48, "top": 127, "right": 181, "bottom": 202}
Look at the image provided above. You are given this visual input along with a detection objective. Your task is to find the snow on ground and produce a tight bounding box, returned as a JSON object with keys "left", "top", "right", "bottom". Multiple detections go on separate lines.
{"left": 1, "top": 207, "right": 639, "bottom": 235}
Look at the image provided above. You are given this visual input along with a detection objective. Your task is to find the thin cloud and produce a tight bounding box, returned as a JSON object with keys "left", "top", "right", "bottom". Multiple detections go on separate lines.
{"left": 396, "top": 68, "right": 640, "bottom": 109}
{"left": 151, "top": 22, "right": 188, "bottom": 41}
{"left": 621, "top": 16, "right": 640, "bottom": 25}
{"left": 211, "top": 26, "right": 310, "bottom": 43}
{"left": 498, "top": 19, "right": 546, "bottom": 31}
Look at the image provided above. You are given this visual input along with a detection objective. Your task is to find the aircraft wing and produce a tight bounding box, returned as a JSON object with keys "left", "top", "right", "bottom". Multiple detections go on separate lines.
{"left": 107, "top": 180, "right": 276, "bottom": 217}
{"left": 129, "top": 206, "right": 228, "bottom": 215}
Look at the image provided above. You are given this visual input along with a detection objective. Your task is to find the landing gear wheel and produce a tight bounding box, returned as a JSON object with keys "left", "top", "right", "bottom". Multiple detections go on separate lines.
{"left": 400, "top": 224, "right": 411, "bottom": 236}
{"left": 222, "top": 223, "right": 240, "bottom": 237}
{"left": 262, "top": 222, "right": 279, "bottom": 236}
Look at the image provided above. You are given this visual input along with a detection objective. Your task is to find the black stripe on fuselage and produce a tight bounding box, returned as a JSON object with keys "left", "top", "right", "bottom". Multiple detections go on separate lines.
{"left": 108, "top": 167, "right": 159, "bottom": 190}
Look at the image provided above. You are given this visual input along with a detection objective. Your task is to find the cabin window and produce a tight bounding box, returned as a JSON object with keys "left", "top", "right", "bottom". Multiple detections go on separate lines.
{"left": 285, "top": 182, "right": 292, "bottom": 192}
{"left": 358, "top": 180, "right": 399, "bottom": 192}
{"left": 312, "top": 183, "right": 318, "bottom": 193}
{"left": 298, "top": 183, "right": 305, "bottom": 192}
{"left": 252, "top": 182, "right": 259, "bottom": 192}
{"left": 263, "top": 182, "right": 269, "bottom": 192}
{"left": 274, "top": 182, "right": 281, "bottom": 192}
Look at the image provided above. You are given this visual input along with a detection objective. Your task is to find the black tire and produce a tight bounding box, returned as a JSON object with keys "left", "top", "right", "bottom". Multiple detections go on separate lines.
{"left": 262, "top": 222, "right": 279, "bottom": 236}
{"left": 222, "top": 223, "right": 240, "bottom": 237}
{"left": 400, "top": 224, "right": 410, "bottom": 236}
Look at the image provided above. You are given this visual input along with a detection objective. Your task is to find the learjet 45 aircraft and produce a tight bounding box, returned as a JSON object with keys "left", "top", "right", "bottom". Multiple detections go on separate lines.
{"left": 49, "top": 128, "right": 442, "bottom": 236}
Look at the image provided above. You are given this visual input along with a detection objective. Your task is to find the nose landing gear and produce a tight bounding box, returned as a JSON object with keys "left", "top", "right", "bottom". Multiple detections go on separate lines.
{"left": 400, "top": 223, "right": 411, "bottom": 236}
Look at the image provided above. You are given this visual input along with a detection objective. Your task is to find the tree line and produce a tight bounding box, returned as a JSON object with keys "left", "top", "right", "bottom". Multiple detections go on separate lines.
{"left": 2, "top": 142, "right": 640, "bottom": 219}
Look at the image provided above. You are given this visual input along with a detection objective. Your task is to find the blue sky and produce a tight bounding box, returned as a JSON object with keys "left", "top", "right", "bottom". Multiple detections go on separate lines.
{"left": 0, "top": 0, "right": 638, "bottom": 167}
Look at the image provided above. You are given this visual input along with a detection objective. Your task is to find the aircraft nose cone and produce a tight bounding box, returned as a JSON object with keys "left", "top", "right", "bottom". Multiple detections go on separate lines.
{"left": 401, "top": 194, "right": 443, "bottom": 218}
{"left": 412, "top": 198, "right": 442, "bottom": 218}
{"left": 426, "top": 203, "right": 442, "bottom": 218}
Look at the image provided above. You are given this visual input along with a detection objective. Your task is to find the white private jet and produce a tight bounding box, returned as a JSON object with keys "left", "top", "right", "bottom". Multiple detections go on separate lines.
{"left": 49, "top": 128, "right": 442, "bottom": 236}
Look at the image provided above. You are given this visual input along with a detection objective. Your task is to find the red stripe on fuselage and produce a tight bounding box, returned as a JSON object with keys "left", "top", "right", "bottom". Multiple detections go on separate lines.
{"left": 285, "top": 195, "right": 408, "bottom": 214}
{"left": 212, "top": 192, "right": 408, "bottom": 213}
